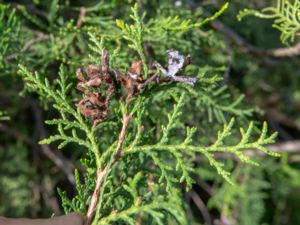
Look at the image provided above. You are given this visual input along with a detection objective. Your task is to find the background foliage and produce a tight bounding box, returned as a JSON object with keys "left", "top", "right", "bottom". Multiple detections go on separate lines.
{"left": 1, "top": 0, "right": 300, "bottom": 225}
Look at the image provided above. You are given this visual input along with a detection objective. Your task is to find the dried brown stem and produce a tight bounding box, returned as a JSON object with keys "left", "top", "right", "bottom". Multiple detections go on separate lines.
{"left": 84, "top": 167, "right": 108, "bottom": 225}
{"left": 76, "top": 7, "right": 86, "bottom": 28}
{"left": 114, "top": 114, "right": 132, "bottom": 161}
{"left": 84, "top": 113, "right": 132, "bottom": 225}
{"left": 258, "top": 140, "right": 300, "bottom": 154}
{"left": 188, "top": 189, "right": 212, "bottom": 225}
{"left": 266, "top": 42, "right": 300, "bottom": 57}
{"left": 210, "top": 19, "right": 300, "bottom": 58}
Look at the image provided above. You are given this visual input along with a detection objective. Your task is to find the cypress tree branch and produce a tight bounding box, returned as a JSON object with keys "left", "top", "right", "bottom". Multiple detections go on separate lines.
{"left": 85, "top": 112, "right": 132, "bottom": 225}
{"left": 8, "top": 2, "right": 284, "bottom": 223}
{"left": 85, "top": 167, "right": 108, "bottom": 225}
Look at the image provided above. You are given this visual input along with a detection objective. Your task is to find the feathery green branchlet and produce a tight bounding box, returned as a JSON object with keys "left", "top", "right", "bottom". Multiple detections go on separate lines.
{"left": 238, "top": 0, "right": 300, "bottom": 44}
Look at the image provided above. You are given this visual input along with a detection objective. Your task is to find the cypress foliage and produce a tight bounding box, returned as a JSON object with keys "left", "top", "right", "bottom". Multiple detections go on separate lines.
{"left": 1, "top": 1, "right": 300, "bottom": 225}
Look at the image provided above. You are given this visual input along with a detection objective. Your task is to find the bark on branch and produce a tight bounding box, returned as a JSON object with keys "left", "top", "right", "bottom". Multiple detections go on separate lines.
{"left": 84, "top": 113, "right": 132, "bottom": 225}
{"left": 210, "top": 19, "right": 300, "bottom": 58}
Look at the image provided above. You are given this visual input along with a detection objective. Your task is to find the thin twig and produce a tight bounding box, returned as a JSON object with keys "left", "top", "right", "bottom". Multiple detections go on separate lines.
{"left": 266, "top": 42, "right": 300, "bottom": 57}
{"left": 260, "top": 140, "right": 300, "bottom": 154}
{"left": 5, "top": 33, "right": 50, "bottom": 61}
{"left": 266, "top": 109, "right": 300, "bottom": 131}
{"left": 188, "top": 189, "right": 212, "bottom": 225}
{"left": 210, "top": 19, "right": 300, "bottom": 58}
{"left": 114, "top": 114, "right": 132, "bottom": 161}
{"left": 196, "top": 179, "right": 215, "bottom": 196}
{"left": 84, "top": 113, "right": 132, "bottom": 225}
{"left": 23, "top": 33, "right": 50, "bottom": 52}
{"left": 76, "top": 7, "right": 86, "bottom": 28}
{"left": 85, "top": 167, "right": 108, "bottom": 225}
{"left": 210, "top": 19, "right": 264, "bottom": 55}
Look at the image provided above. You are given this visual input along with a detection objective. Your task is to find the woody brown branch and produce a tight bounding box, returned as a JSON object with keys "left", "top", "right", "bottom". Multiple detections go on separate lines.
{"left": 188, "top": 189, "right": 212, "bottom": 225}
{"left": 76, "top": 7, "right": 86, "bottom": 28}
{"left": 210, "top": 19, "right": 300, "bottom": 58}
{"left": 115, "top": 114, "right": 132, "bottom": 161}
{"left": 84, "top": 113, "right": 132, "bottom": 225}
{"left": 84, "top": 167, "right": 108, "bottom": 225}
{"left": 186, "top": 1, "right": 300, "bottom": 58}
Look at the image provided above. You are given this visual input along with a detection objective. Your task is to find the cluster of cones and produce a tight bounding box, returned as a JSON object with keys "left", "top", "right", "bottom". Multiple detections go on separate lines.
{"left": 76, "top": 49, "right": 147, "bottom": 127}
{"left": 76, "top": 49, "right": 196, "bottom": 127}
